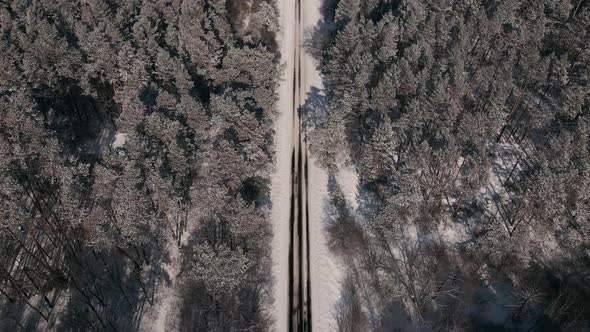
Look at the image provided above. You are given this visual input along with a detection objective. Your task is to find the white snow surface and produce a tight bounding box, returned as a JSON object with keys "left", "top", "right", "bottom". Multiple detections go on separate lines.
{"left": 308, "top": 158, "right": 345, "bottom": 332}
{"left": 270, "top": 0, "right": 295, "bottom": 329}
{"left": 303, "top": 0, "right": 347, "bottom": 330}
{"left": 139, "top": 214, "right": 194, "bottom": 331}
{"left": 336, "top": 163, "right": 360, "bottom": 211}
{"left": 112, "top": 132, "right": 128, "bottom": 148}
{"left": 271, "top": 0, "right": 351, "bottom": 330}
{"left": 306, "top": 161, "right": 359, "bottom": 330}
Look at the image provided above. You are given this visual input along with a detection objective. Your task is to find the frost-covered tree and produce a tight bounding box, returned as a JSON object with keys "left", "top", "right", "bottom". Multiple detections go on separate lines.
{"left": 309, "top": 0, "right": 590, "bottom": 329}
{"left": 0, "top": 0, "right": 279, "bottom": 329}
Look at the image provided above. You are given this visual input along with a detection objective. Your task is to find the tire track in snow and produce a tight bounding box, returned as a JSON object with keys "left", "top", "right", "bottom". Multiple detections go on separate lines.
{"left": 288, "top": 0, "right": 312, "bottom": 329}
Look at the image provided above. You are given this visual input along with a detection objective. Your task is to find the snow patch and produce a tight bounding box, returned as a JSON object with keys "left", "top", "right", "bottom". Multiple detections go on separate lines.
{"left": 308, "top": 157, "right": 344, "bottom": 331}
{"left": 437, "top": 220, "right": 470, "bottom": 245}
{"left": 336, "top": 163, "right": 359, "bottom": 211}
{"left": 112, "top": 132, "right": 128, "bottom": 148}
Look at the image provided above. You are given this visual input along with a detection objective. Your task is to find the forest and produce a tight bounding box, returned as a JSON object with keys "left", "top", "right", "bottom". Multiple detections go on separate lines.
{"left": 307, "top": 0, "right": 590, "bottom": 330}
{"left": 0, "top": 0, "right": 279, "bottom": 330}
{"left": 2, "top": 0, "right": 590, "bottom": 331}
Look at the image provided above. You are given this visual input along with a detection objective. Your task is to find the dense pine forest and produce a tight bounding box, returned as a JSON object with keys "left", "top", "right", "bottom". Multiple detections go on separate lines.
{"left": 2, "top": 0, "right": 590, "bottom": 331}
{"left": 308, "top": 0, "right": 590, "bottom": 330}
{"left": 0, "top": 0, "right": 279, "bottom": 330}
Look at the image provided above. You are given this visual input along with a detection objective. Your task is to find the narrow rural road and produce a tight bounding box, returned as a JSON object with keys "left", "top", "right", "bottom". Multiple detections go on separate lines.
{"left": 273, "top": 0, "right": 343, "bottom": 330}
{"left": 288, "top": 0, "right": 312, "bottom": 330}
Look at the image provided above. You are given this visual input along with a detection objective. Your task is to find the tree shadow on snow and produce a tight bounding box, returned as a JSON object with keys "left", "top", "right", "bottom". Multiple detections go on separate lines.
{"left": 300, "top": 86, "right": 328, "bottom": 133}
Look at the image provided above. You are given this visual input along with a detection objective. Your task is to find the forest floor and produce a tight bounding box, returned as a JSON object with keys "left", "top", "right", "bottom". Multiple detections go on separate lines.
{"left": 137, "top": 215, "right": 195, "bottom": 331}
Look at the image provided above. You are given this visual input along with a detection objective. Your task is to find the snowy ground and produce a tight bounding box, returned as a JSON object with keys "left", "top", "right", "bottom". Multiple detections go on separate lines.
{"left": 270, "top": 0, "right": 362, "bottom": 330}
{"left": 271, "top": 0, "right": 355, "bottom": 329}
{"left": 270, "top": 0, "right": 295, "bottom": 329}
{"left": 138, "top": 214, "right": 194, "bottom": 331}
{"left": 301, "top": 1, "right": 357, "bottom": 329}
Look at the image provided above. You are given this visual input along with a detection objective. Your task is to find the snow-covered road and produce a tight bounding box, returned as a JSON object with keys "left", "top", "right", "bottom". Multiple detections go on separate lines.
{"left": 270, "top": 0, "right": 295, "bottom": 329}
{"left": 271, "top": 0, "right": 352, "bottom": 330}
